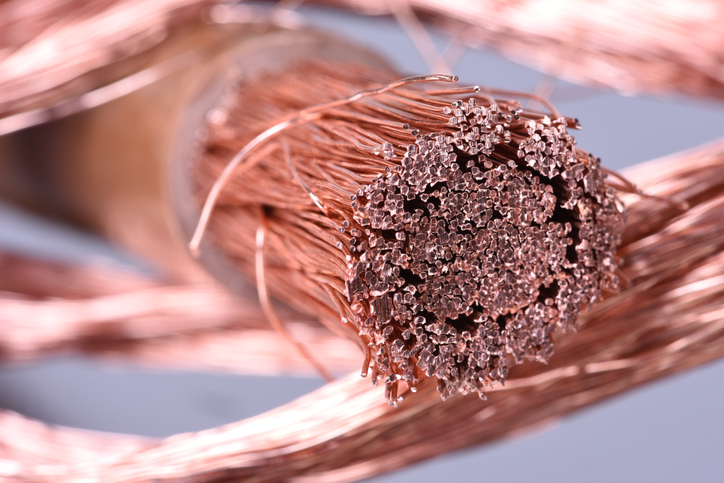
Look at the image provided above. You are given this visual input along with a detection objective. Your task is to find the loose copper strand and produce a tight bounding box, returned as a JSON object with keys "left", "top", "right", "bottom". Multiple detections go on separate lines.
{"left": 256, "top": 209, "right": 335, "bottom": 382}
{"left": 602, "top": 166, "right": 689, "bottom": 211}
{"left": 437, "top": 36, "right": 467, "bottom": 74}
{"left": 475, "top": 86, "right": 563, "bottom": 120}
{"left": 530, "top": 74, "right": 557, "bottom": 110}
{"left": 527, "top": 30, "right": 582, "bottom": 110}
{"left": 277, "top": 141, "right": 331, "bottom": 217}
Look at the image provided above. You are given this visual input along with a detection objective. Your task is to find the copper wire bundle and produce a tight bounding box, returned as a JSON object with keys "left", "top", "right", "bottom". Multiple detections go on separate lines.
{"left": 4, "top": 0, "right": 724, "bottom": 130}
{"left": 0, "top": 252, "right": 361, "bottom": 375}
{"left": 316, "top": 0, "right": 724, "bottom": 101}
{"left": 191, "top": 60, "right": 624, "bottom": 405}
{"left": 0, "top": 0, "right": 223, "bottom": 127}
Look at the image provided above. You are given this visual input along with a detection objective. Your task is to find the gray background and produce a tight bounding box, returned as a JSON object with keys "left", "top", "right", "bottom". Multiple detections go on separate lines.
{"left": 1, "top": 6, "right": 723, "bottom": 482}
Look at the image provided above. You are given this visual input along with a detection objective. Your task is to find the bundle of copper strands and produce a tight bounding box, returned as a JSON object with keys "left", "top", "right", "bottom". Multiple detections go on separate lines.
{"left": 191, "top": 60, "right": 624, "bottom": 405}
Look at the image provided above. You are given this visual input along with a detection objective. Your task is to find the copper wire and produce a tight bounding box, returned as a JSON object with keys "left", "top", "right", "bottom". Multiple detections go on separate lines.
{"left": 389, "top": 0, "right": 451, "bottom": 74}
{"left": 602, "top": 166, "right": 690, "bottom": 211}
{"left": 4, "top": 0, "right": 724, "bottom": 128}
{"left": 1, "top": 1, "right": 724, "bottom": 480}
{"left": 0, "top": 0, "right": 223, "bottom": 120}
{"left": 0, "top": 252, "right": 360, "bottom": 375}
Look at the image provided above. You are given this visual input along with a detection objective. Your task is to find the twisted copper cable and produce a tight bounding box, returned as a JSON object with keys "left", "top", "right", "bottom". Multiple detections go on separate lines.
{"left": 0, "top": 0, "right": 223, "bottom": 121}
{"left": 0, "top": 1, "right": 723, "bottom": 481}
{"left": 1, "top": 139, "right": 723, "bottom": 481}
{"left": 315, "top": 0, "right": 724, "bottom": 101}
{"left": 2, "top": 0, "right": 724, "bottom": 128}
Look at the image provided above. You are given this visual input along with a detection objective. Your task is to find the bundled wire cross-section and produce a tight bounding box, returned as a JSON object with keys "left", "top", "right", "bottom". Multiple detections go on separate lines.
{"left": 192, "top": 60, "right": 624, "bottom": 405}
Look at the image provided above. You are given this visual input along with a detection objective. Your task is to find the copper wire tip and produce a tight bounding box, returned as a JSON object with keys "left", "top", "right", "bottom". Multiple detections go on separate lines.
{"left": 346, "top": 103, "right": 624, "bottom": 402}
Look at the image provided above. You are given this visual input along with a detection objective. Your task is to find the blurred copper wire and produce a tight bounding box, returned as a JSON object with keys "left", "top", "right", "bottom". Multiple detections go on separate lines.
{"left": 0, "top": 0, "right": 222, "bottom": 123}
{"left": 0, "top": 253, "right": 360, "bottom": 375}
{"left": 1, "top": 140, "right": 723, "bottom": 481}
{"left": 2, "top": 0, "right": 724, "bottom": 129}
{"left": 316, "top": 0, "right": 724, "bottom": 100}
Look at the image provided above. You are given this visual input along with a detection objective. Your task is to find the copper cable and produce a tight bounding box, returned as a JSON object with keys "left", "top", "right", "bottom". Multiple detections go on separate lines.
{"left": 0, "top": 1, "right": 723, "bottom": 481}
{"left": 0, "top": 0, "right": 224, "bottom": 122}
{"left": 3, "top": 0, "right": 724, "bottom": 126}
{"left": 191, "top": 60, "right": 624, "bottom": 405}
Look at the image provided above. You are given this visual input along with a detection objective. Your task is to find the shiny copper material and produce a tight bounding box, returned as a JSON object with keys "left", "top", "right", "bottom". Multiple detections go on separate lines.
{"left": 192, "top": 61, "right": 623, "bottom": 404}
{"left": 0, "top": 0, "right": 223, "bottom": 125}
{"left": 2, "top": 0, "right": 724, "bottom": 123}
{"left": 0, "top": 23, "right": 389, "bottom": 280}
{"left": 316, "top": 0, "right": 724, "bottom": 101}
{"left": 1, "top": 141, "right": 724, "bottom": 481}
{"left": 0, "top": 252, "right": 360, "bottom": 375}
